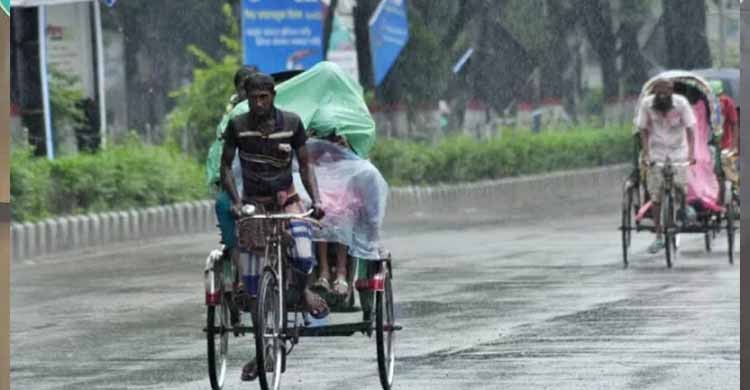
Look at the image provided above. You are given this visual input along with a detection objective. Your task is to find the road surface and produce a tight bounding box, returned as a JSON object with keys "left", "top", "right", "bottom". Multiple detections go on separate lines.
{"left": 11, "top": 212, "right": 739, "bottom": 389}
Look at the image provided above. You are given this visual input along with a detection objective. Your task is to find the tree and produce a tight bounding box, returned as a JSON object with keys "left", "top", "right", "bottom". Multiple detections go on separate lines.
{"left": 540, "top": 0, "right": 574, "bottom": 102}
{"left": 377, "top": 1, "right": 452, "bottom": 109}
{"left": 468, "top": 1, "right": 534, "bottom": 114}
{"left": 578, "top": 0, "right": 619, "bottom": 100}
{"left": 618, "top": 0, "right": 650, "bottom": 95}
{"left": 104, "top": 0, "right": 238, "bottom": 138}
{"left": 166, "top": 4, "right": 241, "bottom": 160}
{"left": 662, "top": 0, "right": 712, "bottom": 69}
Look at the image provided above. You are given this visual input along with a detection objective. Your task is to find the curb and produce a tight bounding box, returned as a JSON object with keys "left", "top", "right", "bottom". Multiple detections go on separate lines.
{"left": 11, "top": 165, "right": 629, "bottom": 261}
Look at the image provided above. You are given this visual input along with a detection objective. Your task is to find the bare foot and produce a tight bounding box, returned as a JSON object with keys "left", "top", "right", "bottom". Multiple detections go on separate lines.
{"left": 303, "top": 288, "right": 329, "bottom": 319}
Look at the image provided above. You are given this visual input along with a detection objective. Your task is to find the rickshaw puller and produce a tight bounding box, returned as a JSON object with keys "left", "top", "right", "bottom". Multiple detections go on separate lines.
{"left": 221, "top": 72, "right": 328, "bottom": 381}
{"left": 636, "top": 79, "right": 697, "bottom": 254}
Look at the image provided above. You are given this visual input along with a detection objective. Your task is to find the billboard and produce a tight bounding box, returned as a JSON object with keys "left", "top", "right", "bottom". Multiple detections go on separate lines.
{"left": 45, "top": 2, "right": 95, "bottom": 98}
{"left": 242, "top": 0, "right": 324, "bottom": 73}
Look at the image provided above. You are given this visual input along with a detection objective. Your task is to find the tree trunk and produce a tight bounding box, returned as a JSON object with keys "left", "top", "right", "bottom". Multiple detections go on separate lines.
{"left": 663, "top": 0, "right": 711, "bottom": 69}
{"left": 579, "top": 0, "right": 619, "bottom": 100}
{"left": 353, "top": 0, "right": 377, "bottom": 91}
{"left": 618, "top": 1, "right": 649, "bottom": 95}
{"left": 540, "top": 0, "right": 570, "bottom": 102}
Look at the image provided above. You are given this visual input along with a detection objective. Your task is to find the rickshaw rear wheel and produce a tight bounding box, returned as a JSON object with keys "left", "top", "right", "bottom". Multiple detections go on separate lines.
{"left": 376, "top": 265, "right": 396, "bottom": 390}
{"left": 704, "top": 231, "right": 712, "bottom": 252}
{"left": 727, "top": 200, "right": 737, "bottom": 265}
{"left": 206, "top": 298, "right": 229, "bottom": 390}
{"left": 621, "top": 183, "right": 634, "bottom": 268}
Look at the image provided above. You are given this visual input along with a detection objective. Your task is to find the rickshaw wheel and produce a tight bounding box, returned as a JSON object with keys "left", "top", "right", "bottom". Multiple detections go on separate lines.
{"left": 621, "top": 184, "right": 634, "bottom": 268}
{"left": 727, "top": 200, "right": 737, "bottom": 265}
{"left": 376, "top": 264, "right": 396, "bottom": 390}
{"left": 664, "top": 193, "right": 676, "bottom": 268}
{"left": 255, "top": 270, "right": 284, "bottom": 390}
{"left": 206, "top": 298, "right": 229, "bottom": 390}
{"left": 704, "top": 231, "right": 712, "bottom": 252}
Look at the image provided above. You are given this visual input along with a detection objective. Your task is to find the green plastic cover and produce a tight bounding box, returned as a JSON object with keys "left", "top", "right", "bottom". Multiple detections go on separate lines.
{"left": 206, "top": 61, "right": 376, "bottom": 189}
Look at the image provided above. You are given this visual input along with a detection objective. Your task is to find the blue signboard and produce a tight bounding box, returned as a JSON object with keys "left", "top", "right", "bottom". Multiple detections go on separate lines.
{"left": 368, "top": 0, "right": 409, "bottom": 86}
{"left": 242, "top": 0, "right": 324, "bottom": 73}
{"left": 103, "top": 0, "right": 117, "bottom": 6}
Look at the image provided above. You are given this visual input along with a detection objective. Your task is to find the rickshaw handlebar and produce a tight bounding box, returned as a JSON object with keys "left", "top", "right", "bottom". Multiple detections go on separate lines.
{"left": 239, "top": 206, "right": 321, "bottom": 226}
{"left": 649, "top": 160, "right": 691, "bottom": 168}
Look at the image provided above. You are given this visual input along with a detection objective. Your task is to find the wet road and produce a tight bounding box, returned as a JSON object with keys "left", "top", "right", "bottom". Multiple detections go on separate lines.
{"left": 10, "top": 212, "right": 739, "bottom": 390}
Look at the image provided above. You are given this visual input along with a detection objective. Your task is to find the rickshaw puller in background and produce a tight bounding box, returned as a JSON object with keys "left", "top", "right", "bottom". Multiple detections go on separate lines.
{"left": 711, "top": 80, "right": 739, "bottom": 154}
{"left": 636, "top": 79, "right": 696, "bottom": 254}
{"left": 711, "top": 80, "right": 740, "bottom": 188}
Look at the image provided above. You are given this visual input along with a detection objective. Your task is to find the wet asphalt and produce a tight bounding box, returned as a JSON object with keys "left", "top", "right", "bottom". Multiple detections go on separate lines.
{"left": 10, "top": 209, "right": 739, "bottom": 390}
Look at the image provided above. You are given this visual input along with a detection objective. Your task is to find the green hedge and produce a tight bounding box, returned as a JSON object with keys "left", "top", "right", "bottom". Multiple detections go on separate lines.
{"left": 370, "top": 126, "right": 632, "bottom": 186}
{"left": 11, "top": 140, "right": 207, "bottom": 222}
{"left": 11, "top": 126, "right": 631, "bottom": 222}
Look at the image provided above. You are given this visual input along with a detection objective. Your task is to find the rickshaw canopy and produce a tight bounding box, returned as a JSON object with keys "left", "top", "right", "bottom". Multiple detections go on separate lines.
{"left": 635, "top": 70, "right": 725, "bottom": 213}
{"left": 635, "top": 70, "right": 722, "bottom": 136}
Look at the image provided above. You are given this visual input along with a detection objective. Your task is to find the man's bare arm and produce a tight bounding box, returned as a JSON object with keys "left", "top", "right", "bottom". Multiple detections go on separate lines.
{"left": 221, "top": 141, "right": 241, "bottom": 207}
{"left": 297, "top": 145, "right": 321, "bottom": 206}
{"left": 639, "top": 127, "right": 650, "bottom": 162}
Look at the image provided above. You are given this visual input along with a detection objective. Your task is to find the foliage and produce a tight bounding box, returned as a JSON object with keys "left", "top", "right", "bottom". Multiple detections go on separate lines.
{"left": 370, "top": 126, "right": 631, "bottom": 186}
{"left": 10, "top": 147, "right": 52, "bottom": 222}
{"left": 12, "top": 124, "right": 630, "bottom": 221}
{"left": 48, "top": 67, "right": 86, "bottom": 131}
{"left": 10, "top": 138, "right": 207, "bottom": 222}
{"left": 377, "top": 1, "right": 454, "bottom": 106}
{"left": 165, "top": 4, "right": 241, "bottom": 161}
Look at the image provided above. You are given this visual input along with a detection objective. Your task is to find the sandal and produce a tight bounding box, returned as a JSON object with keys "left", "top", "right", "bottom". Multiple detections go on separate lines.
{"left": 241, "top": 359, "right": 258, "bottom": 381}
{"left": 312, "top": 276, "right": 331, "bottom": 293}
{"left": 332, "top": 278, "right": 349, "bottom": 297}
{"left": 648, "top": 238, "right": 665, "bottom": 254}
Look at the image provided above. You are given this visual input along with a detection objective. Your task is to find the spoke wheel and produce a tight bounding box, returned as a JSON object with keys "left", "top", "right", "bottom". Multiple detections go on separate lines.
{"left": 255, "top": 271, "right": 284, "bottom": 390}
{"left": 207, "top": 299, "right": 229, "bottom": 390}
{"left": 622, "top": 187, "right": 633, "bottom": 268}
{"left": 663, "top": 193, "right": 676, "bottom": 268}
{"left": 376, "top": 266, "right": 396, "bottom": 390}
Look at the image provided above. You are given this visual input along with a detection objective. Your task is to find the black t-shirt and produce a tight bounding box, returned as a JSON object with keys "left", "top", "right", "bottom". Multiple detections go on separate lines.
{"left": 223, "top": 108, "right": 307, "bottom": 199}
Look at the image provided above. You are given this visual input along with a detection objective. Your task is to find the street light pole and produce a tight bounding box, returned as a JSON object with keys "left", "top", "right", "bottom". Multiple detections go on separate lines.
{"left": 38, "top": 5, "right": 54, "bottom": 160}
{"left": 93, "top": 0, "right": 107, "bottom": 149}
{"left": 719, "top": 0, "right": 726, "bottom": 67}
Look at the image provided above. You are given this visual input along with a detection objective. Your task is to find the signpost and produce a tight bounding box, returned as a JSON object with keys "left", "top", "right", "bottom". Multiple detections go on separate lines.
{"left": 242, "top": 0, "right": 324, "bottom": 73}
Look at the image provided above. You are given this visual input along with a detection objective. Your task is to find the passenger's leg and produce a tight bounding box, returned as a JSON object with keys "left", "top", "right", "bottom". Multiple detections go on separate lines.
{"left": 332, "top": 244, "right": 349, "bottom": 296}
{"left": 336, "top": 244, "right": 348, "bottom": 280}
{"left": 215, "top": 191, "right": 244, "bottom": 280}
{"left": 285, "top": 201, "right": 328, "bottom": 317}
{"left": 314, "top": 242, "right": 332, "bottom": 291}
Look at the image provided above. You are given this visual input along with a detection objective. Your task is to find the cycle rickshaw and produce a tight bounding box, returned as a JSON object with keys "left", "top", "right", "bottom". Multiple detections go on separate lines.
{"left": 620, "top": 70, "right": 739, "bottom": 268}
{"left": 203, "top": 61, "right": 398, "bottom": 390}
